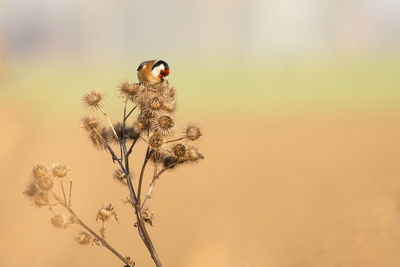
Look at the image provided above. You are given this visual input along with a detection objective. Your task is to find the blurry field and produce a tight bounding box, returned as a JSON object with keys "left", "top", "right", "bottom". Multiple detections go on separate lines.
{"left": 1, "top": 56, "right": 400, "bottom": 267}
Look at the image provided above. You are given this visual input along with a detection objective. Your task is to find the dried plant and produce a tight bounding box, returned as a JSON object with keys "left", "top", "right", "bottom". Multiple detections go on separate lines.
{"left": 24, "top": 80, "right": 203, "bottom": 267}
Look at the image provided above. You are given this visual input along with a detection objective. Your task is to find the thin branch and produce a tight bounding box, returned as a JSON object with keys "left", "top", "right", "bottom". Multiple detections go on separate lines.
{"left": 165, "top": 137, "right": 184, "bottom": 144}
{"left": 137, "top": 147, "right": 152, "bottom": 205}
{"left": 60, "top": 180, "right": 67, "bottom": 205}
{"left": 68, "top": 179, "right": 73, "bottom": 207}
{"left": 141, "top": 164, "right": 176, "bottom": 211}
{"left": 125, "top": 105, "right": 137, "bottom": 121}
{"left": 53, "top": 194, "right": 134, "bottom": 267}
{"left": 98, "top": 106, "right": 119, "bottom": 140}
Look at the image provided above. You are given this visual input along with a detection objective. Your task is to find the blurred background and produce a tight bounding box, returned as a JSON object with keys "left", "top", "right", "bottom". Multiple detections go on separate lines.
{"left": 1, "top": 0, "right": 400, "bottom": 267}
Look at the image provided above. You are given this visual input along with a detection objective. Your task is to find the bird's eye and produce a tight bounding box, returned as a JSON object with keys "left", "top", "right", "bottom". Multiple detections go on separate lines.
{"left": 137, "top": 65, "right": 143, "bottom": 71}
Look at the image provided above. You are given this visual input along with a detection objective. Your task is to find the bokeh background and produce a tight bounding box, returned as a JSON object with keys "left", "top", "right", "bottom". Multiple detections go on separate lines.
{"left": 1, "top": 1, "right": 400, "bottom": 266}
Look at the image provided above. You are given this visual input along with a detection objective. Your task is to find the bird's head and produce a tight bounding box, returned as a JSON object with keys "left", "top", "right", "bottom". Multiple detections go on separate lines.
{"left": 151, "top": 60, "right": 170, "bottom": 81}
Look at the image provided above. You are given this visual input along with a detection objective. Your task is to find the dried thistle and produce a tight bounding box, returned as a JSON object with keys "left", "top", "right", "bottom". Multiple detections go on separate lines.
{"left": 148, "top": 133, "right": 164, "bottom": 149}
{"left": 151, "top": 114, "right": 175, "bottom": 136}
{"left": 184, "top": 125, "right": 202, "bottom": 141}
{"left": 51, "top": 214, "right": 67, "bottom": 228}
{"left": 113, "top": 169, "right": 127, "bottom": 186}
{"left": 81, "top": 115, "right": 101, "bottom": 132}
{"left": 26, "top": 62, "right": 205, "bottom": 267}
{"left": 83, "top": 90, "right": 104, "bottom": 109}
{"left": 172, "top": 144, "right": 186, "bottom": 158}
{"left": 96, "top": 203, "right": 119, "bottom": 223}
{"left": 75, "top": 231, "right": 93, "bottom": 245}
{"left": 52, "top": 163, "right": 70, "bottom": 178}
{"left": 23, "top": 182, "right": 38, "bottom": 197}
{"left": 141, "top": 208, "right": 154, "bottom": 226}
{"left": 120, "top": 81, "right": 140, "bottom": 101}
{"left": 32, "top": 164, "right": 48, "bottom": 179}
{"left": 34, "top": 191, "right": 49, "bottom": 207}
{"left": 35, "top": 176, "right": 54, "bottom": 191}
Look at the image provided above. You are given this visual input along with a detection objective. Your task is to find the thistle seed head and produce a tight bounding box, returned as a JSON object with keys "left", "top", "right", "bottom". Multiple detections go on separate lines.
{"left": 75, "top": 231, "right": 93, "bottom": 245}
{"left": 172, "top": 144, "right": 186, "bottom": 158}
{"left": 141, "top": 208, "right": 154, "bottom": 226}
{"left": 83, "top": 90, "right": 104, "bottom": 109}
{"left": 32, "top": 164, "right": 48, "bottom": 179}
{"left": 35, "top": 176, "right": 54, "bottom": 191}
{"left": 148, "top": 133, "right": 164, "bottom": 149}
{"left": 185, "top": 125, "right": 202, "bottom": 141}
{"left": 119, "top": 81, "right": 140, "bottom": 101}
{"left": 151, "top": 114, "right": 175, "bottom": 136}
{"left": 81, "top": 116, "right": 100, "bottom": 132}
{"left": 24, "top": 182, "right": 38, "bottom": 197}
{"left": 163, "top": 155, "right": 178, "bottom": 168}
{"left": 34, "top": 191, "right": 49, "bottom": 207}
{"left": 185, "top": 147, "right": 204, "bottom": 162}
{"left": 51, "top": 214, "right": 67, "bottom": 228}
{"left": 96, "top": 203, "right": 118, "bottom": 222}
{"left": 113, "top": 169, "right": 127, "bottom": 186}
{"left": 52, "top": 163, "right": 70, "bottom": 178}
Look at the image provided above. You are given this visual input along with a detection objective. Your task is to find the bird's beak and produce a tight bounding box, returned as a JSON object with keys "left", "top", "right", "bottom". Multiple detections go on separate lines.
{"left": 161, "top": 69, "right": 170, "bottom": 77}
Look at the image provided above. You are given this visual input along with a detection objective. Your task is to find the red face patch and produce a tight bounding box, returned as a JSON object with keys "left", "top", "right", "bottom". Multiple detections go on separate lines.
{"left": 158, "top": 69, "right": 170, "bottom": 78}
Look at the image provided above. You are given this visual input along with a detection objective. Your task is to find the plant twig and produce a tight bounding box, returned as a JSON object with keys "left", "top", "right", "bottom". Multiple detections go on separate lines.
{"left": 60, "top": 180, "right": 67, "bottom": 205}
{"left": 68, "top": 179, "right": 72, "bottom": 207}
{"left": 99, "top": 106, "right": 119, "bottom": 140}
{"left": 125, "top": 105, "right": 137, "bottom": 121}
{"left": 165, "top": 137, "right": 184, "bottom": 144}
{"left": 53, "top": 193, "right": 134, "bottom": 267}
{"left": 137, "top": 147, "right": 152, "bottom": 205}
{"left": 141, "top": 164, "right": 176, "bottom": 211}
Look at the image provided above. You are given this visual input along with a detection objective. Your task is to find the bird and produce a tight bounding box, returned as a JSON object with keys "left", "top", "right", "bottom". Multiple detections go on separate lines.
{"left": 137, "top": 60, "right": 170, "bottom": 85}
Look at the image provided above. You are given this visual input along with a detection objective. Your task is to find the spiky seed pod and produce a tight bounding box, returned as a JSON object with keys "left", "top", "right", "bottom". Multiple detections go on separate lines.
{"left": 119, "top": 81, "right": 140, "bottom": 101}
{"left": 51, "top": 214, "right": 66, "bottom": 228}
{"left": 163, "top": 155, "right": 178, "bottom": 168}
{"left": 185, "top": 126, "right": 202, "bottom": 141}
{"left": 35, "top": 176, "right": 54, "bottom": 191}
{"left": 172, "top": 144, "right": 186, "bottom": 158}
{"left": 96, "top": 203, "right": 118, "bottom": 222}
{"left": 148, "top": 133, "right": 164, "bottom": 149}
{"left": 185, "top": 147, "right": 204, "bottom": 162}
{"left": 34, "top": 191, "right": 49, "bottom": 207}
{"left": 113, "top": 169, "right": 127, "bottom": 186}
{"left": 160, "top": 85, "right": 176, "bottom": 99}
{"left": 133, "top": 121, "right": 146, "bottom": 133}
{"left": 24, "top": 182, "right": 38, "bottom": 197}
{"left": 88, "top": 127, "right": 110, "bottom": 149}
{"left": 151, "top": 114, "right": 175, "bottom": 136}
{"left": 141, "top": 208, "right": 154, "bottom": 226}
{"left": 110, "top": 123, "right": 139, "bottom": 143}
{"left": 32, "top": 164, "right": 48, "bottom": 179}
{"left": 150, "top": 149, "right": 169, "bottom": 164}
{"left": 75, "top": 231, "right": 93, "bottom": 245}
{"left": 52, "top": 163, "right": 70, "bottom": 178}
{"left": 148, "top": 97, "right": 163, "bottom": 111}
{"left": 81, "top": 116, "right": 100, "bottom": 132}
{"left": 82, "top": 90, "right": 104, "bottom": 109}
{"left": 162, "top": 100, "right": 177, "bottom": 114}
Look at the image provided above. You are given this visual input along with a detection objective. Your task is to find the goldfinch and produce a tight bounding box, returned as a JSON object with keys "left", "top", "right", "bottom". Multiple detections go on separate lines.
{"left": 137, "top": 60, "right": 170, "bottom": 85}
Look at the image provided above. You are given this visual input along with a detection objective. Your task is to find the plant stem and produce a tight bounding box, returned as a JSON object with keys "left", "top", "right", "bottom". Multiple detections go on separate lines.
{"left": 99, "top": 106, "right": 119, "bottom": 140}
{"left": 68, "top": 179, "right": 72, "bottom": 207}
{"left": 54, "top": 194, "right": 134, "bottom": 266}
{"left": 165, "top": 137, "right": 184, "bottom": 144}
{"left": 137, "top": 147, "right": 151, "bottom": 205}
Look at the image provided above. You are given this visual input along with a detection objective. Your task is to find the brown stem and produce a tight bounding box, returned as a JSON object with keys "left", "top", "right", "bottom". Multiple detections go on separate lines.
{"left": 137, "top": 147, "right": 151, "bottom": 205}
{"left": 60, "top": 179, "right": 67, "bottom": 205}
{"left": 54, "top": 194, "right": 133, "bottom": 266}
{"left": 165, "top": 137, "right": 184, "bottom": 144}
{"left": 141, "top": 164, "right": 176, "bottom": 211}
{"left": 68, "top": 179, "right": 72, "bottom": 207}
